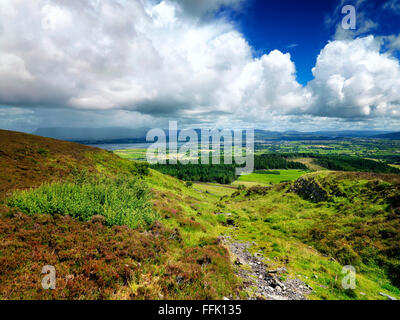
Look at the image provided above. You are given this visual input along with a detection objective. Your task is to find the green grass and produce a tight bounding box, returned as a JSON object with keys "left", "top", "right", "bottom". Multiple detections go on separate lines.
{"left": 192, "top": 183, "right": 237, "bottom": 197}
{"left": 220, "top": 172, "right": 400, "bottom": 300}
{"left": 114, "top": 149, "right": 148, "bottom": 160}
{"left": 6, "top": 175, "right": 158, "bottom": 229}
{"left": 237, "top": 170, "right": 308, "bottom": 185}
{"left": 4, "top": 129, "right": 400, "bottom": 300}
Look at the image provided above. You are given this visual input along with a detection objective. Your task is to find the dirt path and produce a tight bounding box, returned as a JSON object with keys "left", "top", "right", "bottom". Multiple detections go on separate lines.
{"left": 222, "top": 237, "right": 312, "bottom": 300}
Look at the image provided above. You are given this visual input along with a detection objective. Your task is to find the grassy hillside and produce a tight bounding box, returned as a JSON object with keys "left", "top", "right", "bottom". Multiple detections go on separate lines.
{"left": 1, "top": 129, "right": 399, "bottom": 300}
{"left": 0, "top": 129, "right": 148, "bottom": 199}
{"left": 0, "top": 130, "right": 238, "bottom": 299}
{"left": 216, "top": 171, "right": 400, "bottom": 300}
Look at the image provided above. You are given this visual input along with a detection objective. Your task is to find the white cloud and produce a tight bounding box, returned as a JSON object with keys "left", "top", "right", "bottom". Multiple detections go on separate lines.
{"left": 166, "top": 0, "right": 244, "bottom": 17}
{"left": 304, "top": 36, "right": 400, "bottom": 119}
{"left": 0, "top": 0, "right": 307, "bottom": 123}
{"left": 0, "top": 0, "right": 399, "bottom": 131}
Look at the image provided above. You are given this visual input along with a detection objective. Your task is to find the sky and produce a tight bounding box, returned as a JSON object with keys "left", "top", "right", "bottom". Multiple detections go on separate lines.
{"left": 1, "top": 0, "right": 400, "bottom": 133}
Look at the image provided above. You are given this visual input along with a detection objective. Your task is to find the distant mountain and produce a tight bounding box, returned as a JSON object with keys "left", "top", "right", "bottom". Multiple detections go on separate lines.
{"left": 373, "top": 132, "right": 400, "bottom": 140}
{"left": 34, "top": 127, "right": 149, "bottom": 143}
{"left": 33, "top": 127, "right": 396, "bottom": 143}
{"left": 254, "top": 130, "right": 391, "bottom": 141}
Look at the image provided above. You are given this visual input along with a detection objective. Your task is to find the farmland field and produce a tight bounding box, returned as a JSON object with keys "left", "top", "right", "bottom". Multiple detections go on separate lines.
{"left": 236, "top": 170, "right": 309, "bottom": 185}
{"left": 114, "top": 148, "right": 148, "bottom": 160}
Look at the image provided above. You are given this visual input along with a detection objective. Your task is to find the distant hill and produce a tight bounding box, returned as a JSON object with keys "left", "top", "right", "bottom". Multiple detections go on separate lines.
{"left": 254, "top": 129, "right": 391, "bottom": 141}
{"left": 373, "top": 132, "right": 400, "bottom": 140}
{"left": 33, "top": 127, "right": 149, "bottom": 143}
{"left": 31, "top": 127, "right": 394, "bottom": 144}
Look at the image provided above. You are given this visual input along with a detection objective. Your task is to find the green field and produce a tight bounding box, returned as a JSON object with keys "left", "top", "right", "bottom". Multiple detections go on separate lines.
{"left": 255, "top": 139, "right": 400, "bottom": 160}
{"left": 236, "top": 170, "right": 308, "bottom": 185}
{"left": 114, "top": 148, "right": 148, "bottom": 160}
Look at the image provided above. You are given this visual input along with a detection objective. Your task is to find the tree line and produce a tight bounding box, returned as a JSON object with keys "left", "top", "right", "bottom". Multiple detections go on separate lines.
{"left": 151, "top": 155, "right": 308, "bottom": 183}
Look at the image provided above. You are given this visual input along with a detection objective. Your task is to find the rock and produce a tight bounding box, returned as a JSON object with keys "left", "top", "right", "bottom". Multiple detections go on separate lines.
{"left": 223, "top": 239, "right": 310, "bottom": 301}
{"left": 234, "top": 258, "right": 243, "bottom": 266}
{"left": 216, "top": 212, "right": 232, "bottom": 216}
{"left": 223, "top": 297, "right": 230, "bottom": 300}
{"left": 379, "top": 292, "right": 397, "bottom": 300}
{"left": 268, "top": 267, "right": 287, "bottom": 274}
{"left": 288, "top": 177, "right": 329, "bottom": 203}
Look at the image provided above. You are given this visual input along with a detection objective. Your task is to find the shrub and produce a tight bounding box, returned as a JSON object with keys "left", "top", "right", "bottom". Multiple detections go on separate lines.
{"left": 37, "top": 148, "right": 49, "bottom": 156}
{"left": 185, "top": 181, "right": 193, "bottom": 188}
{"left": 6, "top": 176, "right": 158, "bottom": 229}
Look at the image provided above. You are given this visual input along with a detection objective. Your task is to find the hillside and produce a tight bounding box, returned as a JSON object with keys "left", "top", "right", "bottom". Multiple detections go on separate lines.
{"left": 0, "top": 129, "right": 399, "bottom": 300}
{"left": 0, "top": 130, "right": 238, "bottom": 299}
{"left": 220, "top": 172, "right": 400, "bottom": 300}
{"left": 0, "top": 129, "right": 145, "bottom": 198}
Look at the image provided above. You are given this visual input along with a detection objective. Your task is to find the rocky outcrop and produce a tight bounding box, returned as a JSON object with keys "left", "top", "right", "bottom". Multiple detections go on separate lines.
{"left": 289, "top": 176, "right": 329, "bottom": 203}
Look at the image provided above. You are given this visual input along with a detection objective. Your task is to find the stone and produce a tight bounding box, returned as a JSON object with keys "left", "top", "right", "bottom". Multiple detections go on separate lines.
{"left": 289, "top": 177, "right": 329, "bottom": 203}
{"left": 379, "top": 292, "right": 397, "bottom": 300}
{"left": 268, "top": 267, "right": 287, "bottom": 274}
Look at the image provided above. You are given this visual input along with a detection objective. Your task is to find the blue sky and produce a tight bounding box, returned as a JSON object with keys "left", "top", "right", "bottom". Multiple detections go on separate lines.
{"left": 227, "top": 0, "right": 337, "bottom": 85}
{"left": 226, "top": 0, "right": 400, "bottom": 85}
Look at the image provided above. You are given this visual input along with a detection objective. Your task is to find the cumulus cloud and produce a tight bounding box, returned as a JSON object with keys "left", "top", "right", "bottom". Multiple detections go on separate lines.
{"left": 0, "top": 0, "right": 307, "bottom": 123}
{"left": 167, "top": 0, "right": 244, "bottom": 17}
{"left": 0, "top": 0, "right": 399, "bottom": 131}
{"left": 303, "top": 36, "right": 400, "bottom": 119}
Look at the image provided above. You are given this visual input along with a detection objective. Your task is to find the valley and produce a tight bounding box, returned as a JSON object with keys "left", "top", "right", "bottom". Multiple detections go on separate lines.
{"left": 0, "top": 129, "right": 399, "bottom": 300}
